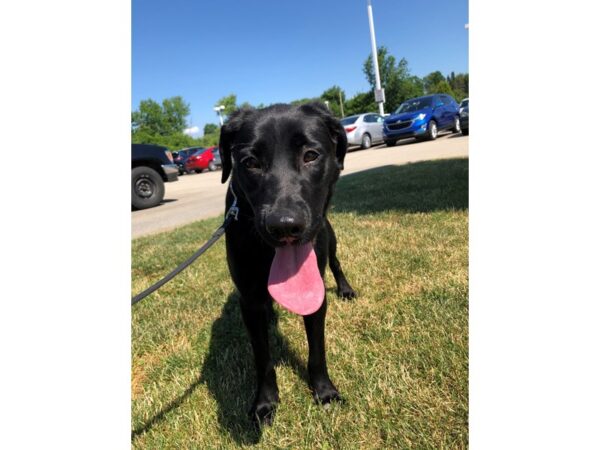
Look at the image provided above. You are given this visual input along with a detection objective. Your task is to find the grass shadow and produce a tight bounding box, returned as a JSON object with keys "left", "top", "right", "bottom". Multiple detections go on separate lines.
{"left": 198, "top": 292, "right": 307, "bottom": 445}
{"left": 333, "top": 158, "right": 468, "bottom": 215}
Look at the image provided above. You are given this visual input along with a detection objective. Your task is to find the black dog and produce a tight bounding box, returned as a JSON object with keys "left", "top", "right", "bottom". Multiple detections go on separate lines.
{"left": 218, "top": 102, "right": 356, "bottom": 426}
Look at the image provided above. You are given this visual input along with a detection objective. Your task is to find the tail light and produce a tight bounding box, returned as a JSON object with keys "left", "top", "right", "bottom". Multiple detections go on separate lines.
{"left": 345, "top": 126, "right": 356, "bottom": 133}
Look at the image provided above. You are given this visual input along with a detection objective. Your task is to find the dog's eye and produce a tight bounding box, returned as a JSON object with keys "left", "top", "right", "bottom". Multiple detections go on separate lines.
{"left": 241, "top": 156, "right": 261, "bottom": 170}
{"left": 303, "top": 150, "right": 320, "bottom": 164}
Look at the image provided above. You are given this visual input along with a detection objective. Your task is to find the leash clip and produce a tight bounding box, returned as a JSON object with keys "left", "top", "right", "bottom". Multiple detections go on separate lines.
{"left": 226, "top": 204, "right": 239, "bottom": 221}
{"left": 226, "top": 182, "right": 240, "bottom": 221}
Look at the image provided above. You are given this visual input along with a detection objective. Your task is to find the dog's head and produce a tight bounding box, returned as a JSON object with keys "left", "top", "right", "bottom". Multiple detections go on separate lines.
{"left": 219, "top": 102, "right": 347, "bottom": 247}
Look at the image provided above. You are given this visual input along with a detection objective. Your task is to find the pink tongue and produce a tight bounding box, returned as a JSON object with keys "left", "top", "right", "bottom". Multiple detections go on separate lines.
{"left": 268, "top": 242, "right": 324, "bottom": 316}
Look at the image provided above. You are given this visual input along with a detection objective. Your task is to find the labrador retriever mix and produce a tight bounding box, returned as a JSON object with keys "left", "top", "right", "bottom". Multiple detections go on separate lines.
{"left": 219, "top": 102, "right": 356, "bottom": 426}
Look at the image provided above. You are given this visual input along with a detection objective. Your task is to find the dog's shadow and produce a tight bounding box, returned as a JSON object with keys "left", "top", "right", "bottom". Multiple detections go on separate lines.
{"left": 132, "top": 292, "right": 307, "bottom": 445}
{"left": 200, "top": 292, "right": 308, "bottom": 444}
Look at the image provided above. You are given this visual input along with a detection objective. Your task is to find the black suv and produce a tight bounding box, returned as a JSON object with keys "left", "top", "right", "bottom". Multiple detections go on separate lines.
{"left": 132, "top": 144, "right": 178, "bottom": 210}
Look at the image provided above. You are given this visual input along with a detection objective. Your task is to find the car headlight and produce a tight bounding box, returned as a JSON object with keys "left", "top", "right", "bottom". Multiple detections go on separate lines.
{"left": 414, "top": 113, "right": 426, "bottom": 121}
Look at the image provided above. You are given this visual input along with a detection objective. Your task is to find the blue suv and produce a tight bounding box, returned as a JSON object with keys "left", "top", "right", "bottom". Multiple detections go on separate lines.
{"left": 383, "top": 94, "right": 461, "bottom": 146}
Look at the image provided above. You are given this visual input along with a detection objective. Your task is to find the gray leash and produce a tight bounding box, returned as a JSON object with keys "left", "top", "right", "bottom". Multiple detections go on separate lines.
{"left": 131, "top": 184, "right": 238, "bottom": 306}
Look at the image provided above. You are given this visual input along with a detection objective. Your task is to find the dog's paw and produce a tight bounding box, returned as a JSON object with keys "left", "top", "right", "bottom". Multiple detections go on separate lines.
{"left": 249, "top": 398, "right": 278, "bottom": 427}
{"left": 337, "top": 286, "right": 357, "bottom": 300}
{"left": 311, "top": 378, "right": 344, "bottom": 406}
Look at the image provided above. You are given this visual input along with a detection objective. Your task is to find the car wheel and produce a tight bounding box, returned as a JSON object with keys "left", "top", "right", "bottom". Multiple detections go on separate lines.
{"left": 208, "top": 161, "right": 217, "bottom": 171}
{"left": 452, "top": 117, "right": 461, "bottom": 133}
{"left": 426, "top": 120, "right": 438, "bottom": 141}
{"left": 360, "top": 133, "right": 372, "bottom": 149}
{"left": 132, "top": 166, "right": 165, "bottom": 210}
{"left": 385, "top": 140, "right": 397, "bottom": 147}
{"left": 461, "top": 128, "right": 469, "bottom": 136}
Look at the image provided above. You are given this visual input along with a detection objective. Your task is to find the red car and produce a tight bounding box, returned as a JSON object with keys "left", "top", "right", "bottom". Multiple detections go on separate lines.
{"left": 184, "top": 147, "right": 219, "bottom": 173}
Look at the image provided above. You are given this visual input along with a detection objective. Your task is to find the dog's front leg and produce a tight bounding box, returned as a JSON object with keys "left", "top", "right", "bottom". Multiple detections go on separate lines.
{"left": 303, "top": 298, "right": 342, "bottom": 405}
{"left": 240, "top": 297, "right": 279, "bottom": 426}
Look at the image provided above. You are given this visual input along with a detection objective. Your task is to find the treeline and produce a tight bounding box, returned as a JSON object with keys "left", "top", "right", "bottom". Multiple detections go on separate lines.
{"left": 131, "top": 46, "right": 468, "bottom": 150}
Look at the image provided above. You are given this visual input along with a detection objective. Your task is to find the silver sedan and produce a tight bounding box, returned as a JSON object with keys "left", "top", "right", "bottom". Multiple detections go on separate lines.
{"left": 340, "top": 113, "right": 385, "bottom": 149}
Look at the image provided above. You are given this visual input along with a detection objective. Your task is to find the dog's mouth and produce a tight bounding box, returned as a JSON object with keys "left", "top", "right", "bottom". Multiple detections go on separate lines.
{"left": 267, "top": 241, "right": 324, "bottom": 316}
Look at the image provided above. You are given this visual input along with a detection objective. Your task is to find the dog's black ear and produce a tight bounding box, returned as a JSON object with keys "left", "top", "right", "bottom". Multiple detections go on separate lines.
{"left": 299, "top": 102, "right": 348, "bottom": 170}
{"left": 218, "top": 107, "right": 255, "bottom": 183}
{"left": 331, "top": 117, "right": 348, "bottom": 170}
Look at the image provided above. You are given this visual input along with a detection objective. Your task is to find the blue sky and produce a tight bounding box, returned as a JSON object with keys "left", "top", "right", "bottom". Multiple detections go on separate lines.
{"left": 132, "top": 0, "right": 468, "bottom": 136}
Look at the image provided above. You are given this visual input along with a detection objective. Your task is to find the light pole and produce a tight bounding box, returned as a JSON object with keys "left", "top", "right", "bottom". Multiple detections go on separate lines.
{"left": 367, "top": 0, "right": 385, "bottom": 115}
{"left": 214, "top": 105, "right": 225, "bottom": 126}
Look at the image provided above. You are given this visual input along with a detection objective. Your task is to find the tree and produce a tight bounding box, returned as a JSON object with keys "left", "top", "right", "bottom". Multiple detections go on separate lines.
{"left": 215, "top": 94, "right": 238, "bottom": 117}
{"left": 203, "top": 123, "right": 219, "bottom": 135}
{"left": 423, "top": 71, "right": 446, "bottom": 94}
{"left": 362, "top": 46, "right": 424, "bottom": 111}
{"left": 132, "top": 99, "right": 165, "bottom": 135}
{"left": 132, "top": 96, "right": 197, "bottom": 150}
{"left": 401, "top": 75, "right": 426, "bottom": 101}
{"left": 161, "top": 96, "right": 190, "bottom": 134}
{"left": 344, "top": 92, "right": 377, "bottom": 116}
{"left": 200, "top": 122, "right": 221, "bottom": 148}
{"left": 422, "top": 70, "right": 469, "bottom": 101}
{"left": 131, "top": 128, "right": 201, "bottom": 150}
{"left": 422, "top": 71, "right": 470, "bottom": 101}
{"left": 320, "top": 85, "right": 346, "bottom": 118}
{"left": 430, "top": 80, "right": 455, "bottom": 97}
{"left": 363, "top": 46, "right": 403, "bottom": 89}
{"left": 132, "top": 96, "right": 190, "bottom": 136}
{"left": 290, "top": 97, "right": 320, "bottom": 106}
{"left": 199, "top": 132, "right": 220, "bottom": 147}
{"left": 447, "top": 72, "right": 469, "bottom": 101}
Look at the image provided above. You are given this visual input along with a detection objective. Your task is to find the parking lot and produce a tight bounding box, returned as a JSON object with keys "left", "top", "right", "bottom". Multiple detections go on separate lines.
{"left": 132, "top": 132, "right": 468, "bottom": 238}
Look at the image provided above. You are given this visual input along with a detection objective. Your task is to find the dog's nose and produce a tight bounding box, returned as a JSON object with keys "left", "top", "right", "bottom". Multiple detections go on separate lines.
{"left": 265, "top": 213, "right": 306, "bottom": 242}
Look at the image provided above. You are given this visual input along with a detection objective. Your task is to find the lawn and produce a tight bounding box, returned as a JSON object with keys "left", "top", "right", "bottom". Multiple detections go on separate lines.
{"left": 131, "top": 157, "right": 469, "bottom": 449}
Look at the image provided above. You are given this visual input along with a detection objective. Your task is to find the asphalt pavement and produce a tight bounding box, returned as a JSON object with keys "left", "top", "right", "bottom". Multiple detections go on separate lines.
{"left": 132, "top": 132, "right": 468, "bottom": 238}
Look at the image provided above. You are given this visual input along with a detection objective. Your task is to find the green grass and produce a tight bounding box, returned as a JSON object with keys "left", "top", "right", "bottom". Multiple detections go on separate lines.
{"left": 132, "top": 158, "right": 469, "bottom": 449}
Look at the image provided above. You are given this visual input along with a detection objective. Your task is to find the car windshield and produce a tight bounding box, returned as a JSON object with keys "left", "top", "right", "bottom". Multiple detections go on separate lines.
{"left": 395, "top": 97, "right": 433, "bottom": 113}
{"left": 340, "top": 116, "right": 359, "bottom": 125}
{"left": 192, "top": 148, "right": 206, "bottom": 156}
{"left": 460, "top": 99, "right": 469, "bottom": 108}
